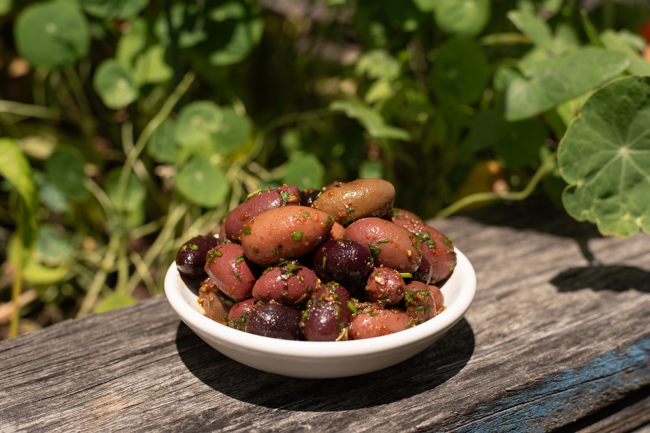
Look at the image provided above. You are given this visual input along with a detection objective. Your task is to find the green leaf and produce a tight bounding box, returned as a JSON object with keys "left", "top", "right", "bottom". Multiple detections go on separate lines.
{"left": 0, "top": 0, "right": 12, "bottom": 16}
{"left": 93, "top": 60, "right": 139, "bottom": 109}
{"left": 36, "top": 176, "right": 70, "bottom": 214}
{"left": 35, "top": 224, "right": 73, "bottom": 265}
{"left": 175, "top": 102, "right": 252, "bottom": 155}
{"left": 435, "top": 0, "right": 490, "bottom": 38}
{"left": 0, "top": 139, "right": 38, "bottom": 248}
{"left": 601, "top": 30, "right": 650, "bottom": 76}
{"left": 493, "top": 66, "right": 524, "bottom": 92}
{"left": 45, "top": 149, "right": 88, "bottom": 202}
{"left": 132, "top": 44, "right": 173, "bottom": 85}
{"left": 175, "top": 156, "right": 229, "bottom": 208}
{"left": 507, "top": 8, "right": 553, "bottom": 49}
{"left": 355, "top": 50, "right": 401, "bottom": 82}
{"left": 209, "top": 18, "right": 264, "bottom": 66}
{"left": 365, "top": 81, "right": 395, "bottom": 104}
{"left": 80, "top": 0, "right": 149, "bottom": 20}
{"left": 7, "top": 234, "right": 69, "bottom": 285}
{"left": 283, "top": 153, "right": 324, "bottom": 190}
{"left": 210, "top": 1, "right": 246, "bottom": 21}
{"left": 14, "top": 0, "right": 90, "bottom": 69}
{"left": 559, "top": 76, "right": 650, "bottom": 238}
{"left": 330, "top": 99, "right": 411, "bottom": 140}
{"left": 105, "top": 169, "right": 146, "bottom": 212}
{"left": 359, "top": 160, "right": 384, "bottom": 179}
{"left": 95, "top": 293, "right": 138, "bottom": 314}
{"left": 493, "top": 119, "right": 548, "bottom": 168}
{"left": 433, "top": 38, "right": 488, "bottom": 106}
{"left": 147, "top": 120, "right": 181, "bottom": 164}
{"left": 580, "top": 10, "right": 603, "bottom": 47}
{"left": 281, "top": 129, "right": 302, "bottom": 157}
{"left": 116, "top": 18, "right": 147, "bottom": 70}
{"left": 505, "top": 47, "right": 629, "bottom": 121}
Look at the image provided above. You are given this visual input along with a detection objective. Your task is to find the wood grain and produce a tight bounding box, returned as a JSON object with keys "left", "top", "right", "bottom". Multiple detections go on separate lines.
{"left": 1, "top": 204, "right": 650, "bottom": 432}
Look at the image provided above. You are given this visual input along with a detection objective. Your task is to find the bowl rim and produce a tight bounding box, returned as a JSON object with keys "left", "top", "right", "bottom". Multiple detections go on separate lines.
{"left": 165, "top": 248, "right": 476, "bottom": 358}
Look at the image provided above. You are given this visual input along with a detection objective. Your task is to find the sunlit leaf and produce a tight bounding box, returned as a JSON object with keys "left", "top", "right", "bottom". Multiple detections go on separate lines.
{"left": 212, "top": 108, "right": 252, "bottom": 155}
{"left": 356, "top": 50, "right": 401, "bottom": 82}
{"left": 209, "top": 18, "right": 264, "bottom": 66}
{"left": 283, "top": 153, "right": 324, "bottom": 190}
{"left": 35, "top": 224, "right": 72, "bottom": 265}
{"left": 505, "top": 47, "right": 628, "bottom": 121}
{"left": 559, "top": 76, "right": 650, "bottom": 238}
{"left": 435, "top": 0, "right": 490, "bottom": 38}
{"left": 80, "top": 0, "right": 149, "bottom": 20}
{"left": 359, "top": 160, "right": 384, "bottom": 179}
{"left": 116, "top": 18, "right": 147, "bottom": 70}
{"left": 147, "top": 120, "right": 181, "bottom": 164}
{"left": 281, "top": 129, "right": 302, "bottom": 157}
{"left": 210, "top": 1, "right": 246, "bottom": 21}
{"left": 433, "top": 38, "right": 488, "bottom": 106}
{"left": 493, "top": 66, "right": 523, "bottom": 92}
{"left": 132, "top": 44, "right": 173, "bottom": 85}
{"left": 33, "top": 171, "right": 69, "bottom": 214}
{"left": 601, "top": 30, "right": 650, "bottom": 76}
{"left": 45, "top": 149, "right": 88, "bottom": 202}
{"left": 493, "top": 119, "right": 548, "bottom": 168}
{"left": 93, "top": 59, "right": 139, "bottom": 109}
{"left": 330, "top": 99, "right": 411, "bottom": 140}
{"left": 507, "top": 8, "right": 553, "bottom": 49}
{"left": 175, "top": 156, "right": 229, "bottom": 208}
{"left": 95, "top": 293, "right": 138, "bottom": 314}
{"left": 105, "top": 169, "right": 146, "bottom": 212}
{"left": 411, "top": 0, "right": 440, "bottom": 13}
{"left": 365, "top": 80, "right": 394, "bottom": 104}
{"left": 0, "top": 0, "right": 12, "bottom": 16}
{"left": 14, "top": 0, "right": 90, "bottom": 69}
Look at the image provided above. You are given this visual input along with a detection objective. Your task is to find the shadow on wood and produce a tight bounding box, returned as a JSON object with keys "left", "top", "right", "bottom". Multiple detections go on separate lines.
{"left": 551, "top": 266, "right": 650, "bottom": 293}
{"left": 174, "top": 318, "right": 475, "bottom": 411}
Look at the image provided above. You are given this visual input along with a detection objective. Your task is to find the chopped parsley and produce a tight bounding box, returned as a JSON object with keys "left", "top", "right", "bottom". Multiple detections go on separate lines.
{"left": 280, "top": 191, "right": 290, "bottom": 203}
{"left": 405, "top": 319, "right": 413, "bottom": 328}
{"left": 272, "top": 248, "right": 277, "bottom": 255}
{"left": 247, "top": 188, "right": 262, "bottom": 199}
{"left": 236, "top": 255, "right": 245, "bottom": 264}
{"left": 346, "top": 208, "right": 355, "bottom": 214}
{"left": 243, "top": 227, "right": 251, "bottom": 235}
{"left": 231, "top": 271, "right": 242, "bottom": 282}
{"left": 377, "top": 239, "right": 389, "bottom": 243}
{"left": 322, "top": 256, "right": 327, "bottom": 269}
{"left": 342, "top": 218, "right": 354, "bottom": 226}
{"left": 254, "top": 247, "right": 258, "bottom": 254}
{"left": 347, "top": 301, "right": 357, "bottom": 314}
{"left": 325, "top": 216, "right": 332, "bottom": 225}
{"left": 368, "top": 244, "right": 382, "bottom": 258}
{"left": 400, "top": 273, "right": 413, "bottom": 279}
{"left": 301, "top": 212, "right": 310, "bottom": 217}
{"left": 292, "top": 231, "right": 303, "bottom": 241}
{"left": 190, "top": 244, "right": 199, "bottom": 250}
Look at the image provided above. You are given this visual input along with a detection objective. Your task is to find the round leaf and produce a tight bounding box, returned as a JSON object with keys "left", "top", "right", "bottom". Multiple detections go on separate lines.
{"left": 435, "top": 0, "right": 490, "bottom": 38}
{"left": 45, "top": 149, "right": 88, "bottom": 202}
{"left": 212, "top": 108, "right": 252, "bottom": 155}
{"left": 208, "top": 18, "right": 264, "bottom": 66}
{"left": 559, "top": 76, "right": 650, "bottom": 238}
{"left": 433, "top": 38, "right": 488, "bottom": 106}
{"left": 93, "top": 60, "right": 139, "bottom": 109}
{"left": 175, "top": 101, "right": 223, "bottom": 148}
{"left": 14, "top": 0, "right": 90, "bottom": 69}
{"left": 147, "top": 120, "right": 181, "bottom": 164}
{"left": 283, "top": 153, "right": 324, "bottom": 190}
{"left": 80, "top": 0, "right": 149, "bottom": 20}
{"left": 105, "top": 169, "right": 146, "bottom": 212}
{"left": 174, "top": 156, "right": 229, "bottom": 208}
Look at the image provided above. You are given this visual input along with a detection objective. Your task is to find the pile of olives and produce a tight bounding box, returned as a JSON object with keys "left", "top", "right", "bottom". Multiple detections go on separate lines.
{"left": 176, "top": 179, "right": 456, "bottom": 341}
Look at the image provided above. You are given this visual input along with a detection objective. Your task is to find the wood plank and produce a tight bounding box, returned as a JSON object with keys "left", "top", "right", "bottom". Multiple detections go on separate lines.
{"left": 1, "top": 205, "right": 650, "bottom": 432}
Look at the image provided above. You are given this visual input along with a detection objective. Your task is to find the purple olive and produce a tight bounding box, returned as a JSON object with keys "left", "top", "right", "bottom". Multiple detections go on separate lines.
{"left": 247, "top": 303, "right": 302, "bottom": 340}
{"left": 302, "top": 284, "right": 351, "bottom": 341}
{"left": 313, "top": 239, "right": 373, "bottom": 284}
{"left": 300, "top": 188, "right": 320, "bottom": 207}
{"left": 364, "top": 267, "right": 405, "bottom": 306}
{"left": 176, "top": 235, "right": 220, "bottom": 278}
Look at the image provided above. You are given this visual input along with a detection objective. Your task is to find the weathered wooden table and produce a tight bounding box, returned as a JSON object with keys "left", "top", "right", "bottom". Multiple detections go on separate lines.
{"left": 2, "top": 204, "right": 650, "bottom": 432}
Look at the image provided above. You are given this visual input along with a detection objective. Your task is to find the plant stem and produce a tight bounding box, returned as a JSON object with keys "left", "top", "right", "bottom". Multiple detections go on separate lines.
{"left": 436, "top": 152, "right": 557, "bottom": 218}
{"left": 77, "top": 233, "right": 121, "bottom": 317}
{"left": 0, "top": 100, "right": 59, "bottom": 119}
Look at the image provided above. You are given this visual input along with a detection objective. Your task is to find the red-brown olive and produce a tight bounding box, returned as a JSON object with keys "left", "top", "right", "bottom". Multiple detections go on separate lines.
{"left": 247, "top": 303, "right": 302, "bottom": 340}
{"left": 228, "top": 298, "right": 256, "bottom": 331}
{"left": 364, "top": 267, "right": 405, "bottom": 306}
{"left": 302, "top": 284, "right": 351, "bottom": 341}
{"left": 176, "top": 235, "right": 220, "bottom": 279}
{"left": 252, "top": 261, "right": 317, "bottom": 308}
{"left": 313, "top": 239, "right": 373, "bottom": 284}
{"left": 403, "top": 281, "right": 436, "bottom": 325}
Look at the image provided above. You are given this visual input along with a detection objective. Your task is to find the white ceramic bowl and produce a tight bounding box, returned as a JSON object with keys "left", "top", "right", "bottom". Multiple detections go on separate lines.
{"left": 165, "top": 248, "right": 476, "bottom": 379}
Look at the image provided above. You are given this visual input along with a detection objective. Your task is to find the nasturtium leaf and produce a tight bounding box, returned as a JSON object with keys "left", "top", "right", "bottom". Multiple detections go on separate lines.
{"left": 493, "top": 66, "right": 523, "bottom": 92}
{"left": 411, "top": 0, "right": 440, "bottom": 12}
{"left": 556, "top": 92, "right": 591, "bottom": 127}
{"left": 329, "top": 100, "right": 411, "bottom": 140}
{"left": 116, "top": 18, "right": 147, "bottom": 70}
{"left": 175, "top": 156, "right": 229, "bottom": 208}
{"left": 80, "top": 0, "right": 149, "bottom": 20}
{"left": 35, "top": 224, "right": 72, "bottom": 265}
{"left": 147, "top": 120, "right": 181, "bottom": 164}
{"left": 493, "top": 119, "right": 548, "bottom": 168}
{"left": 505, "top": 47, "right": 629, "bottom": 121}
{"left": 212, "top": 108, "right": 252, "bottom": 155}
{"left": 175, "top": 101, "right": 222, "bottom": 148}
{"left": 209, "top": 18, "right": 264, "bottom": 66}
{"left": 14, "top": 0, "right": 90, "bottom": 70}
{"left": 507, "top": 8, "right": 553, "bottom": 49}
{"left": 359, "top": 160, "right": 384, "bottom": 179}
{"left": 0, "top": 139, "right": 38, "bottom": 248}
{"left": 45, "top": 149, "right": 88, "bottom": 202}
{"left": 433, "top": 38, "right": 488, "bottom": 106}
{"left": 281, "top": 129, "right": 302, "bottom": 157}
{"left": 33, "top": 171, "right": 70, "bottom": 214}
{"left": 95, "top": 293, "right": 138, "bottom": 314}
{"left": 210, "top": 1, "right": 246, "bottom": 21}
{"left": 283, "top": 153, "right": 324, "bottom": 190}
{"left": 93, "top": 60, "right": 139, "bottom": 109}
{"left": 601, "top": 30, "right": 650, "bottom": 76}
{"left": 105, "top": 169, "right": 146, "bottom": 213}
{"left": 132, "top": 44, "right": 173, "bottom": 85}
{"left": 434, "top": 0, "right": 490, "bottom": 38}
{"left": 356, "top": 50, "right": 401, "bottom": 82}
{"left": 559, "top": 77, "right": 650, "bottom": 238}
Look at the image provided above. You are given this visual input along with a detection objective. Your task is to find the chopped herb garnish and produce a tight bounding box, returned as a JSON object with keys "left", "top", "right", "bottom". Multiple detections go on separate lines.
{"left": 231, "top": 271, "right": 242, "bottom": 282}
{"left": 369, "top": 244, "right": 381, "bottom": 257}
{"left": 342, "top": 218, "right": 354, "bottom": 226}
{"left": 237, "top": 255, "right": 245, "bottom": 264}
{"left": 405, "top": 319, "right": 413, "bottom": 328}
{"left": 322, "top": 256, "right": 327, "bottom": 269}
{"left": 306, "top": 285, "right": 312, "bottom": 292}
{"left": 223, "top": 297, "right": 234, "bottom": 306}
{"left": 305, "top": 236, "right": 310, "bottom": 241}
{"left": 243, "top": 227, "right": 251, "bottom": 235}
{"left": 400, "top": 273, "right": 413, "bottom": 279}
{"left": 280, "top": 191, "right": 290, "bottom": 203}
{"left": 215, "top": 251, "right": 223, "bottom": 257}
{"left": 302, "top": 310, "right": 309, "bottom": 322}
{"left": 301, "top": 212, "right": 310, "bottom": 217}
{"left": 190, "top": 244, "right": 199, "bottom": 250}
{"left": 292, "top": 231, "right": 303, "bottom": 241}
{"left": 325, "top": 216, "right": 332, "bottom": 225}
{"left": 272, "top": 248, "right": 277, "bottom": 255}
{"left": 449, "top": 266, "right": 455, "bottom": 272}
{"left": 428, "top": 240, "right": 436, "bottom": 249}
{"left": 254, "top": 247, "right": 259, "bottom": 254}
{"left": 347, "top": 301, "right": 357, "bottom": 314}
{"left": 377, "top": 239, "right": 389, "bottom": 243}
{"left": 346, "top": 208, "right": 355, "bottom": 214}
{"left": 247, "top": 188, "right": 262, "bottom": 199}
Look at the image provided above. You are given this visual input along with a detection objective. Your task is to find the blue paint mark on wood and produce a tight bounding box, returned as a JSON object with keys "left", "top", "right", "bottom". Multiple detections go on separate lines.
{"left": 455, "top": 334, "right": 650, "bottom": 432}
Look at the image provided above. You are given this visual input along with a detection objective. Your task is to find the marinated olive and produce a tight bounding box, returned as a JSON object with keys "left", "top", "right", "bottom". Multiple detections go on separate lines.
{"left": 349, "top": 305, "right": 414, "bottom": 340}
{"left": 228, "top": 298, "right": 256, "bottom": 331}
{"left": 428, "top": 285, "right": 445, "bottom": 313}
{"left": 403, "top": 281, "right": 436, "bottom": 325}
{"left": 176, "top": 235, "right": 220, "bottom": 279}
{"left": 413, "top": 254, "right": 433, "bottom": 285}
{"left": 302, "top": 284, "right": 351, "bottom": 341}
{"left": 198, "top": 278, "right": 233, "bottom": 325}
{"left": 252, "top": 261, "right": 317, "bottom": 308}
{"left": 205, "top": 244, "right": 259, "bottom": 302}
{"left": 364, "top": 267, "right": 405, "bottom": 306}
{"left": 300, "top": 188, "right": 320, "bottom": 206}
{"left": 247, "top": 303, "right": 302, "bottom": 340}
{"left": 313, "top": 239, "right": 373, "bottom": 284}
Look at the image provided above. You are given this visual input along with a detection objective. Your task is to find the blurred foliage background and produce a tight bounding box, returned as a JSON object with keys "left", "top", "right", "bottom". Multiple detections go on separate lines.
{"left": 1, "top": 0, "right": 650, "bottom": 339}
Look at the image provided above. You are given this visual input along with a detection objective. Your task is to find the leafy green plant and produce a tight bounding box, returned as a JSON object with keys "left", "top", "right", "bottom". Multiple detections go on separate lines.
{"left": 1, "top": 0, "right": 649, "bottom": 338}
